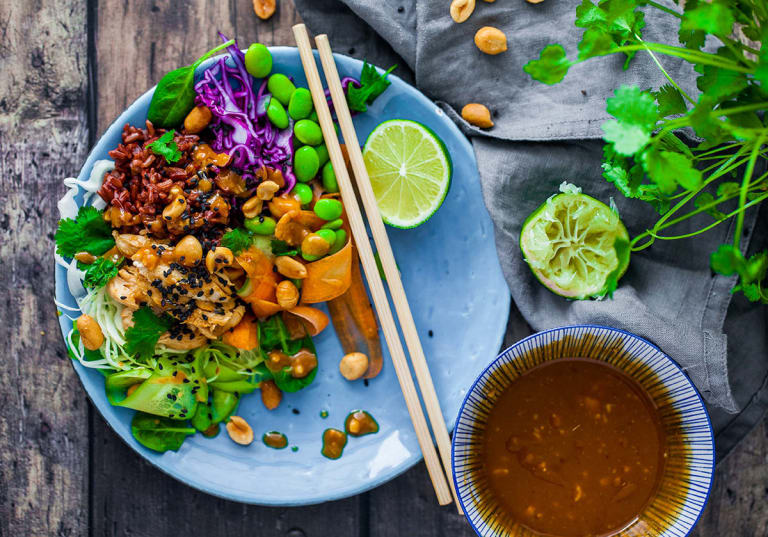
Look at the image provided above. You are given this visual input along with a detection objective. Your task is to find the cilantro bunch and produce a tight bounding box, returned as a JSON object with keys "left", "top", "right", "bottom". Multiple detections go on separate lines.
{"left": 525, "top": 0, "right": 768, "bottom": 302}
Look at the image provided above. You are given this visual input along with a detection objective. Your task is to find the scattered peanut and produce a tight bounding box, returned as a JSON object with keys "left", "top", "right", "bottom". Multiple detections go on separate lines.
{"left": 274, "top": 256, "right": 308, "bottom": 279}
{"left": 449, "top": 0, "right": 475, "bottom": 23}
{"left": 474, "top": 26, "right": 507, "bottom": 55}
{"left": 77, "top": 314, "right": 104, "bottom": 351}
{"left": 205, "top": 246, "right": 234, "bottom": 274}
{"left": 339, "top": 352, "right": 369, "bottom": 381}
{"left": 184, "top": 105, "right": 212, "bottom": 134}
{"left": 526, "top": 0, "right": 545, "bottom": 3}
{"left": 74, "top": 251, "right": 96, "bottom": 264}
{"left": 242, "top": 195, "right": 263, "bottom": 219}
{"left": 276, "top": 280, "right": 300, "bottom": 309}
{"left": 226, "top": 415, "right": 254, "bottom": 445}
{"left": 260, "top": 379, "right": 282, "bottom": 410}
{"left": 301, "top": 233, "right": 330, "bottom": 258}
{"left": 461, "top": 103, "right": 494, "bottom": 128}
{"left": 175, "top": 235, "right": 203, "bottom": 267}
{"left": 253, "top": 0, "right": 276, "bottom": 20}
{"left": 257, "top": 180, "right": 280, "bottom": 201}
{"left": 162, "top": 193, "right": 187, "bottom": 221}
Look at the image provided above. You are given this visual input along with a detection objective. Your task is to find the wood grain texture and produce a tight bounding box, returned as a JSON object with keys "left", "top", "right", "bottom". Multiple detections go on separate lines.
{"left": 0, "top": 1, "right": 90, "bottom": 536}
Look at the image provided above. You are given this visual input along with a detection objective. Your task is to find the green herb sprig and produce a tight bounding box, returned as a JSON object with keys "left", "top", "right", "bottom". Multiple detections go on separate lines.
{"left": 525, "top": 0, "right": 768, "bottom": 302}
{"left": 347, "top": 61, "right": 397, "bottom": 113}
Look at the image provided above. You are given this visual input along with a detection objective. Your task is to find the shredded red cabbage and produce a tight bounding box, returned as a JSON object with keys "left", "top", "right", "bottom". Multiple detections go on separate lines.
{"left": 195, "top": 36, "right": 297, "bottom": 193}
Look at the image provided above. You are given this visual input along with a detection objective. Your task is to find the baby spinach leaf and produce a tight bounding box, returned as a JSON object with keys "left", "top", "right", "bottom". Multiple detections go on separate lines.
{"left": 272, "top": 336, "right": 318, "bottom": 393}
{"left": 147, "top": 39, "right": 234, "bottom": 127}
{"left": 131, "top": 412, "right": 195, "bottom": 453}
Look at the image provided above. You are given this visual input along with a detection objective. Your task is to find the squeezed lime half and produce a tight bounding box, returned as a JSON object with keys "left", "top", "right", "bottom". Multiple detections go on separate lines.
{"left": 362, "top": 119, "right": 452, "bottom": 228}
{"left": 520, "top": 192, "right": 629, "bottom": 299}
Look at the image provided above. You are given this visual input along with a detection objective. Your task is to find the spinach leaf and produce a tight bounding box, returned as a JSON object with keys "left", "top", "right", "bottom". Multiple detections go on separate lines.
{"left": 130, "top": 412, "right": 195, "bottom": 453}
{"left": 258, "top": 315, "right": 286, "bottom": 351}
{"left": 272, "top": 336, "right": 318, "bottom": 393}
{"left": 147, "top": 39, "right": 234, "bottom": 127}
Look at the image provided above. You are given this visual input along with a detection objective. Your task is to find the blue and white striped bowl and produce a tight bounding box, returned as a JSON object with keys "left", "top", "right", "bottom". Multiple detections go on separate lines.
{"left": 452, "top": 325, "right": 715, "bottom": 537}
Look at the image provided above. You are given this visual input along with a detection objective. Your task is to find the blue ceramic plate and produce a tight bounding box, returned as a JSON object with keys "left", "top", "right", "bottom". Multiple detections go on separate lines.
{"left": 452, "top": 325, "right": 715, "bottom": 537}
{"left": 54, "top": 47, "right": 510, "bottom": 505}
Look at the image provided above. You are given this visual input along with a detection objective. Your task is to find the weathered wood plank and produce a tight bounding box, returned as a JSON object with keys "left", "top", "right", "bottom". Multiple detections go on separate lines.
{"left": 0, "top": 1, "right": 90, "bottom": 536}
{"left": 90, "top": 2, "right": 360, "bottom": 535}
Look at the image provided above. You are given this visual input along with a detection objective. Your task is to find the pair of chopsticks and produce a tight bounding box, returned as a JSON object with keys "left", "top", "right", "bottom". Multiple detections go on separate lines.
{"left": 292, "top": 24, "right": 461, "bottom": 511}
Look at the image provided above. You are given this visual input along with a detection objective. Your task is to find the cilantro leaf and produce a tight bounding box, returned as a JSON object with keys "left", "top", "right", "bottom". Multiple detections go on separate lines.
{"left": 710, "top": 243, "right": 744, "bottom": 276}
{"left": 147, "top": 130, "right": 182, "bottom": 163}
{"left": 653, "top": 84, "right": 687, "bottom": 117}
{"left": 346, "top": 62, "right": 396, "bottom": 113}
{"left": 55, "top": 206, "right": 115, "bottom": 257}
{"left": 641, "top": 146, "right": 702, "bottom": 194}
{"left": 657, "top": 132, "right": 693, "bottom": 158}
{"left": 221, "top": 228, "right": 253, "bottom": 255}
{"left": 124, "top": 306, "right": 174, "bottom": 360}
{"left": 575, "top": 0, "right": 607, "bottom": 29}
{"left": 601, "top": 85, "right": 658, "bottom": 156}
{"left": 694, "top": 193, "right": 726, "bottom": 220}
{"left": 756, "top": 40, "right": 768, "bottom": 86}
{"left": 696, "top": 64, "right": 749, "bottom": 101}
{"left": 689, "top": 96, "right": 727, "bottom": 146}
{"left": 601, "top": 145, "right": 644, "bottom": 197}
{"left": 83, "top": 257, "right": 121, "bottom": 289}
{"left": 270, "top": 239, "right": 298, "bottom": 257}
{"left": 679, "top": 27, "right": 706, "bottom": 50}
{"left": 716, "top": 181, "right": 740, "bottom": 197}
{"left": 524, "top": 45, "right": 570, "bottom": 85}
{"left": 681, "top": 0, "right": 734, "bottom": 38}
{"left": 578, "top": 27, "right": 616, "bottom": 60}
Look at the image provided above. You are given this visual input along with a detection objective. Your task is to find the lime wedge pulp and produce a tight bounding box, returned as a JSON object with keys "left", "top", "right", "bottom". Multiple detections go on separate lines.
{"left": 362, "top": 120, "right": 452, "bottom": 228}
{"left": 520, "top": 192, "right": 629, "bottom": 299}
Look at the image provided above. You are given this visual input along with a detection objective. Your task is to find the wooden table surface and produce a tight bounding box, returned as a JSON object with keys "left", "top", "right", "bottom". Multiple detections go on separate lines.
{"left": 2, "top": 1, "right": 768, "bottom": 535}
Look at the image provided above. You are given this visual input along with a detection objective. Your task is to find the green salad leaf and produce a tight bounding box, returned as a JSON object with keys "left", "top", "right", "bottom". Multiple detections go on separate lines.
{"left": 147, "top": 130, "right": 182, "bottom": 163}
{"left": 124, "top": 306, "right": 174, "bottom": 360}
{"left": 271, "top": 336, "right": 318, "bottom": 393}
{"left": 347, "top": 61, "right": 396, "bottom": 113}
{"left": 55, "top": 206, "right": 115, "bottom": 257}
{"left": 131, "top": 412, "right": 195, "bottom": 453}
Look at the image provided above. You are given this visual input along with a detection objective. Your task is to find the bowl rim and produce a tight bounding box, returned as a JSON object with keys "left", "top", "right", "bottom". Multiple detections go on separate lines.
{"left": 451, "top": 323, "right": 716, "bottom": 537}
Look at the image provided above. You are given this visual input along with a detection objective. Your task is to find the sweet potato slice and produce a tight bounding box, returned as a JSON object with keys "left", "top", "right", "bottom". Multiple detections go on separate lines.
{"left": 301, "top": 240, "right": 352, "bottom": 303}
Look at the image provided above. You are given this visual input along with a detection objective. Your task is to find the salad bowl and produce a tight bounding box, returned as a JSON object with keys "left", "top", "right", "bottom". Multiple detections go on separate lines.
{"left": 55, "top": 47, "right": 510, "bottom": 505}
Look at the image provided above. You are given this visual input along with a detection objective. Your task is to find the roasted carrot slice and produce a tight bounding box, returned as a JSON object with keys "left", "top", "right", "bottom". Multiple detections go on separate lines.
{"left": 286, "top": 306, "right": 330, "bottom": 336}
{"left": 301, "top": 240, "right": 352, "bottom": 303}
{"left": 222, "top": 313, "right": 259, "bottom": 350}
{"left": 237, "top": 247, "right": 280, "bottom": 306}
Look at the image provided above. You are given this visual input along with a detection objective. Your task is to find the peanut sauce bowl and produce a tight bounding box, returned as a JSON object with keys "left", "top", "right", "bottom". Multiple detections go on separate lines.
{"left": 452, "top": 325, "right": 715, "bottom": 537}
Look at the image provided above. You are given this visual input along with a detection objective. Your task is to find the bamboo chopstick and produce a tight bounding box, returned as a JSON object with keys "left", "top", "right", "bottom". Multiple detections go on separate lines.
{"left": 314, "top": 35, "right": 463, "bottom": 513}
{"left": 291, "top": 23, "right": 453, "bottom": 507}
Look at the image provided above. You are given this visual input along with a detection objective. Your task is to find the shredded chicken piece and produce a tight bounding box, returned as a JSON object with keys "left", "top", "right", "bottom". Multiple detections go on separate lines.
{"left": 113, "top": 232, "right": 150, "bottom": 257}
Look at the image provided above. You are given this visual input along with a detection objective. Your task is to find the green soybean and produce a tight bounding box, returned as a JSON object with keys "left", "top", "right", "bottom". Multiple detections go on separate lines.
{"left": 267, "top": 74, "right": 296, "bottom": 106}
{"left": 321, "top": 161, "right": 339, "bottom": 193}
{"left": 293, "top": 146, "right": 320, "bottom": 183}
{"left": 288, "top": 88, "right": 314, "bottom": 120}
{"left": 321, "top": 218, "right": 343, "bottom": 230}
{"left": 267, "top": 98, "right": 289, "bottom": 129}
{"left": 316, "top": 229, "right": 336, "bottom": 246}
{"left": 301, "top": 251, "right": 321, "bottom": 262}
{"left": 244, "top": 215, "right": 276, "bottom": 235}
{"left": 315, "top": 144, "right": 329, "bottom": 167}
{"left": 313, "top": 198, "right": 343, "bottom": 221}
{"left": 294, "top": 120, "right": 323, "bottom": 146}
{"left": 329, "top": 229, "right": 347, "bottom": 254}
{"left": 293, "top": 183, "right": 313, "bottom": 205}
{"left": 244, "top": 43, "right": 272, "bottom": 78}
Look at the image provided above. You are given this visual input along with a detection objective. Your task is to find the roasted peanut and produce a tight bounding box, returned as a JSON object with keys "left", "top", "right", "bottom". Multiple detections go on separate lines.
{"left": 339, "top": 352, "right": 369, "bottom": 381}
{"left": 450, "top": 0, "right": 475, "bottom": 23}
{"left": 256, "top": 180, "right": 280, "bottom": 201}
{"left": 275, "top": 256, "right": 308, "bottom": 279}
{"left": 184, "top": 105, "right": 212, "bottom": 134}
{"left": 242, "top": 196, "right": 263, "bottom": 219}
{"left": 162, "top": 194, "right": 187, "bottom": 221}
{"left": 260, "top": 379, "right": 282, "bottom": 410}
{"left": 226, "top": 415, "right": 254, "bottom": 445}
{"left": 175, "top": 235, "right": 203, "bottom": 266}
{"left": 276, "top": 280, "right": 300, "bottom": 309}
{"left": 77, "top": 314, "right": 104, "bottom": 351}
{"left": 301, "top": 233, "right": 330, "bottom": 258}
{"left": 526, "top": 0, "right": 545, "bottom": 3}
{"left": 205, "top": 246, "right": 234, "bottom": 273}
{"left": 74, "top": 251, "right": 96, "bottom": 264}
{"left": 253, "top": 0, "right": 276, "bottom": 20}
{"left": 475, "top": 26, "right": 507, "bottom": 55}
{"left": 461, "top": 103, "right": 494, "bottom": 128}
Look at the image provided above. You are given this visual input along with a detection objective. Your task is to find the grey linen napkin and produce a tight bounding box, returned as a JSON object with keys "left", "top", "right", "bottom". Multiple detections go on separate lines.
{"left": 294, "top": 0, "right": 768, "bottom": 458}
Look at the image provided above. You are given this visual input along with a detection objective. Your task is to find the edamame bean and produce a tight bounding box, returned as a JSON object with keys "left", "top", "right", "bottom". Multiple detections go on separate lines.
{"left": 267, "top": 74, "right": 296, "bottom": 106}
{"left": 288, "top": 88, "right": 314, "bottom": 120}
{"left": 315, "top": 144, "right": 329, "bottom": 167}
{"left": 321, "top": 218, "right": 343, "bottom": 230}
{"left": 313, "top": 198, "right": 343, "bottom": 221}
{"left": 329, "top": 229, "right": 347, "bottom": 254}
{"left": 321, "top": 161, "right": 339, "bottom": 193}
{"left": 294, "top": 119, "right": 323, "bottom": 146}
{"left": 316, "top": 229, "right": 336, "bottom": 246}
{"left": 293, "top": 183, "right": 313, "bottom": 205}
{"left": 301, "top": 251, "right": 321, "bottom": 262}
{"left": 267, "top": 98, "right": 289, "bottom": 129}
{"left": 244, "top": 43, "right": 272, "bottom": 78}
{"left": 244, "top": 215, "right": 276, "bottom": 235}
{"left": 293, "top": 146, "right": 320, "bottom": 183}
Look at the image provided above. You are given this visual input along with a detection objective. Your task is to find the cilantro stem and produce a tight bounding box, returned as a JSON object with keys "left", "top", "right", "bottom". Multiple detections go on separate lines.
{"left": 637, "top": 38, "right": 695, "bottom": 104}
{"left": 693, "top": 143, "right": 743, "bottom": 160}
{"left": 646, "top": 0, "right": 682, "bottom": 18}
{"left": 606, "top": 44, "right": 753, "bottom": 73}
{"left": 733, "top": 135, "right": 766, "bottom": 247}
{"left": 713, "top": 102, "right": 768, "bottom": 117}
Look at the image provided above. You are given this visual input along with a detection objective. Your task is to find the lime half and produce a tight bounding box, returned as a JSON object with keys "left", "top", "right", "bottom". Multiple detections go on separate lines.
{"left": 363, "top": 120, "right": 452, "bottom": 228}
{"left": 520, "top": 192, "right": 629, "bottom": 299}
